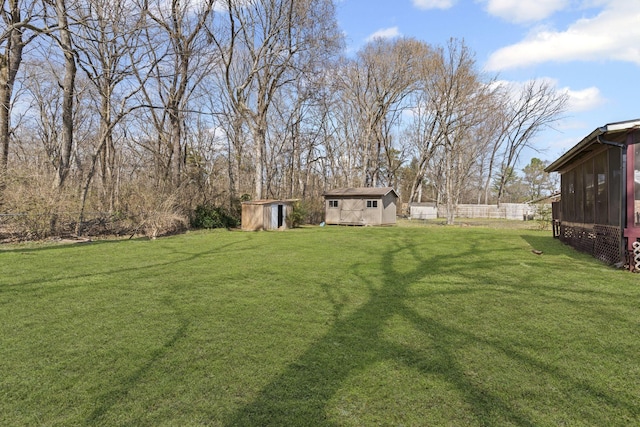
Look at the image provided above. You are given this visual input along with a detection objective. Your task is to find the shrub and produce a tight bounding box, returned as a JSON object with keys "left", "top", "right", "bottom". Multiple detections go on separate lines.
{"left": 191, "top": 204, "right": 239, "bottom": 229}
{"left": 1, "top": 171, "right": 77, "bottom": 240}
{"left": 287, "top": 201, "right": 308, "bottom": 228}
{"left": 133, "top": 194, "right": 188, "bottom": 239}
{"left": 534, "top": 204, "right": 552, "bottom": 230}
{"left": 301, "top": 198, "right": 325, "bottom": 225}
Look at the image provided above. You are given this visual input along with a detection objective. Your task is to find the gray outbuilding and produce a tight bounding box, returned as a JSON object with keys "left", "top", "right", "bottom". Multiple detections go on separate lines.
{"left": 241, "top": 200, "right": 295, "bottom": 231}
{"left": 324, "top": 187, "right": 398, "bottom": 226}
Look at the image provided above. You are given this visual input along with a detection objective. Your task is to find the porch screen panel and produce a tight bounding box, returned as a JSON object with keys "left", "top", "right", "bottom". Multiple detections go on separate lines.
{"left": 609, "top": 147, "right": 621, "bottom": 226}
{"left": 562, "top": 169, "right": 576, "bottom": 222}
{"left": 635, "top": 144, "right": 640, "bottom": 225}
{"left": 584, "top": 160, "right": 595, "bottom": 224}
{"left": 575, "top": 163, "right": 584, "bottom": 223}
{"left": 595, "top": 152, "right": 608, "bottom": 224}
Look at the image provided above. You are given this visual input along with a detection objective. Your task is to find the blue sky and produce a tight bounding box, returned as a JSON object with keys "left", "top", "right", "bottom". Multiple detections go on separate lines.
{"left": 335, "top": 0, "right": 640, "bottom": 167}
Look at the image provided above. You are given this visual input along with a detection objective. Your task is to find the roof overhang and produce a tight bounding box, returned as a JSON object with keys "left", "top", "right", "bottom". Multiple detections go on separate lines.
{"left": 242, "top": 199, "right": 298, "bottom": 205}
{"left": 323, "top": 187, "right": 399, "bottom": 198}
{"left": 545, "top": 118, "right": 640, "bottom": 173}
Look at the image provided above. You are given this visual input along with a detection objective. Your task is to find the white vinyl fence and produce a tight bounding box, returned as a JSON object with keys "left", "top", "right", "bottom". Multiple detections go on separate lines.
{"left": 409, "top": 203, "right": 537, "bottom": 221}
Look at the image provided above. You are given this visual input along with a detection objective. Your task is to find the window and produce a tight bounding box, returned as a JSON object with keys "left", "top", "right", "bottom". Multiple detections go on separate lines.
{"left": 366, "top": 200, "right": 378, "bottom": 208}
{"left": 329, "top": 200, "right": 338, "bottom": 208}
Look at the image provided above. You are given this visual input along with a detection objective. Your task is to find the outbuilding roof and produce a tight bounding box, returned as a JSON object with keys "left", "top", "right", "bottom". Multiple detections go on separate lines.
{"left": 242, "top": 199, "right": 297, "bottom": 205}
{"left": 545, "top": 118, "right": 640, "bottom": 173}
{"left": 323, "top": 187, "right": 398, "bottom": 198}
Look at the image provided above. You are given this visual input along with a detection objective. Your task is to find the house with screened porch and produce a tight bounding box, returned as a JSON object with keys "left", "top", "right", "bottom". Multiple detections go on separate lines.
{"left": 545, "top": 119, "right": 640, "bottom": 268}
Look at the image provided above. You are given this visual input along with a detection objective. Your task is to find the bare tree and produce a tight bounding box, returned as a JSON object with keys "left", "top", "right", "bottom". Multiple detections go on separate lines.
{"left": 135, "top": 0, "right": 216, "bottom": 188}
{"left": 40, "top": 0, "right": 77, "bottom": 189}
{"left": 492, "top": 80, "right": 567, "bottom": 205}
{"left": 0, "top": 0, "right": 41, "bottom": 192}
{"left": 477, "top": 99, "right": 505, "bottom": 204}
{"left": 209, "top": 0, "right": 342, "bottom": 199}
{"left": 422, "top": 39, "right": 494, "bottom": 224}
{"left": 1, "top": 0, "right": 572, "bottom": 238}
{"left": 340, "top": 37, "right": 427, "bottom": 187}
{"left": 406, "top": 88, "right": 440, "bottom": 203}
{"left": 73, "top": 0, "right": 147, "bottom": 212}
{"left": 22, "top": 60, "right": 64, "bottom": 171}
{"left": 321, "top": 69, "right": 361, "bottom": 188}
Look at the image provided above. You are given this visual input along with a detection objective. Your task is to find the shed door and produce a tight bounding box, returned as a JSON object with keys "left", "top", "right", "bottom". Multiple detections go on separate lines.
{"left": 271, "top": 204, "right": 284, "bottom": 229}
{"left": 340, "top": 199, "right": 363, "bottom": 223}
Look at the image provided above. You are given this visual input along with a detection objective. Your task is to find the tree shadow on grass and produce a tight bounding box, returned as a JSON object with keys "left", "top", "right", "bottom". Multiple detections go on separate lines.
{"left": 84, "top": 296, "right": 190, "bottom": 425}
{"left": 0, "top": 237, "right": 255, "bottom": 293}
{"left": 224, "top": 232, "right": 640, "bottom": 426}
{"left": 0, "top": 238, "right": 123, "bottom": 254}
{"left": 223, "top": 237, "right": 544, "bottom": 426}
{"left": 520, "top": 233, "right": 600, "bottom": 260}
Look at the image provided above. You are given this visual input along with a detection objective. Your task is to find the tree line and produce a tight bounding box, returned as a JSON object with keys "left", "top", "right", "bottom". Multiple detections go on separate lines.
{"left": 0, "top": 0, "right": 566, "bottom": 238}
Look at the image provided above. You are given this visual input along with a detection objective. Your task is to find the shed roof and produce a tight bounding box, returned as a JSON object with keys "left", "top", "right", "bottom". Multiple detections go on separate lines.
{"left": 323, "top": 187, "right": 398, "bottom": 198}
{"left": 528, "top": 192, "right": 561, "bottom": 204}
{"left": 409, "top": 202, "right": 437, "bottom": 207}
{"left": 545, "top": 118, "right": 640, "bottom": 173}
{"left": 242, "top": 199, "right": 297, "bottom": 206}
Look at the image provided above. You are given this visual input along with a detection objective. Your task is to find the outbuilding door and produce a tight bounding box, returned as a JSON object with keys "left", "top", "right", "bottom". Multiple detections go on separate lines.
{"left": 271, "top": 204, "right": 285, "bottom": 229}
{"left": 340, "top": 199, "right": 363, "bottom": 223}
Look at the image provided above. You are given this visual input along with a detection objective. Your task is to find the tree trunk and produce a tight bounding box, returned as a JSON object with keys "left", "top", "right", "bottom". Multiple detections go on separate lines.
{"left": 253, "top": 125, "right": 265, "bottom": 199}
{"left": 445, "top": 145, "right": 455, "bottom": 225}
{"left": 54, "top": 0, "right": 76, "bottom": 189}
{"left": 169, "top": 107, "right": 183, "bottom": 187}
{"left": 99, "top": 96, "right": 116, "bottom": 212}
{"left": 76, "top": 141, "right": 106, "bottom": 236}
{"left": 0, "top": 73, "right": 11, "bottom": 193}
{"left": 0, "top": 0, "right": 26, "bottom": 192}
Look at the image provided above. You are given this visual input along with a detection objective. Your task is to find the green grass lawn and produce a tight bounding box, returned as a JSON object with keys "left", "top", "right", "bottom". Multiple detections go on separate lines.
{"left": 1, "top": 224, "right": 639, "bottom": 426}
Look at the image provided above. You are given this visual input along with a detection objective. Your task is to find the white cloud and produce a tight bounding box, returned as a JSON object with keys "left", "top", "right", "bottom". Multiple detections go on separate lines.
{"left": 412, "top": 0, "right": 456, "bottom": 10}
{"left": 481, "top": 0, "right": 570, "bottom": 23}
{"left": 491, "top": 77, "right": 558, "bottom": 101}
{"left": 485, "top": 2, "right": 640, "bottom": 70}
{"left": 561, "top": 86, "right": 606, "bottom": 112}
{"left": 365, "top": 27, "right": 401, "bottom": 42}
{"left": 492, "top": 78, "right": 604, "bottom": 114}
